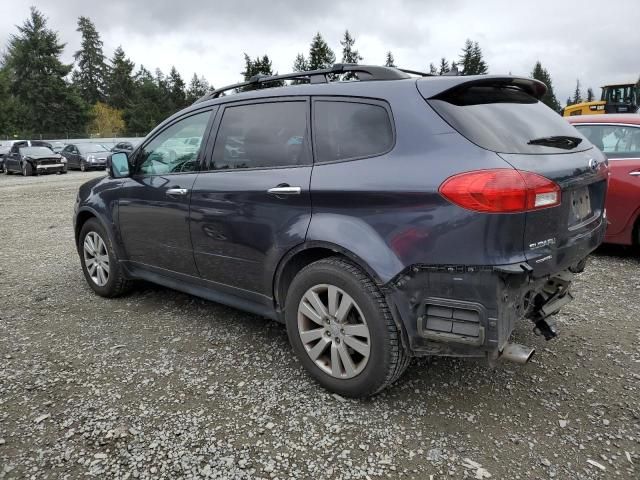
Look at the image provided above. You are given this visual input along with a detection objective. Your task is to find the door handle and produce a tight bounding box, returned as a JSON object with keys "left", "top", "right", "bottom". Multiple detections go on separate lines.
{"left": 629, "top": 171, "right": 640, "bottom": 176}
{"left": 267, "top": 186, "right": 302, "bottom": 195}
{"left": 166, "top": 188, "right": 189, "bottom": 196}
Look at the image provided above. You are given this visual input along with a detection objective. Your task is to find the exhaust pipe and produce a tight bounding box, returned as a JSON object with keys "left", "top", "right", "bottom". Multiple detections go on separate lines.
{"left": 500, "top": 343, "right": 535, "bottom": 364}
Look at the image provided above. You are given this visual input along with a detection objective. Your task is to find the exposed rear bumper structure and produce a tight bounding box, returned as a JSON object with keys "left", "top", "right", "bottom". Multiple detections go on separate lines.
{"left": 385, "top": 260, "right": 584, "bottom": 360}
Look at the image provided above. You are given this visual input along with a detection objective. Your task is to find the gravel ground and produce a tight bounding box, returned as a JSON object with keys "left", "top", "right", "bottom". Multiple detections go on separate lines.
{"left": 0, "top": 171, "right": 638, "bottom": 479}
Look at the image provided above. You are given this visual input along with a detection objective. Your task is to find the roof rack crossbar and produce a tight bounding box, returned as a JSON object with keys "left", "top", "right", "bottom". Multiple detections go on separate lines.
{"left": 194, "top": 64, "right": 418, "bottom": 103}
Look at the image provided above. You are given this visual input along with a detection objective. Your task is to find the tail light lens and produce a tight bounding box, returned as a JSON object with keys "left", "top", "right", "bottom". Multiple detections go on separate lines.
{"left": 439, "top": 169, "right": 561, "bottom": 213}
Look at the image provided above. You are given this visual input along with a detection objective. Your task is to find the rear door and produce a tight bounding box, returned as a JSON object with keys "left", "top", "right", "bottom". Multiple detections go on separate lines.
{"left": 574, "top": 123, "right": 640, "bottom": 239}
{"left": 190, "top": 97, "right": 313, "bottom": 298}
{"left": 424, "top": 80, "right": 608, "bottom": 276}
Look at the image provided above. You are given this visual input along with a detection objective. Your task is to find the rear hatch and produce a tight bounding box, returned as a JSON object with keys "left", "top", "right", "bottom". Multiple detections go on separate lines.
{"left": 419, "top": 77, "right": 608, "bottom": 277}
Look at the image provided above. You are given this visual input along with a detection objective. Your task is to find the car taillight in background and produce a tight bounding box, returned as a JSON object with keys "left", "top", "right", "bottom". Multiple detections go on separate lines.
{"left": 439, "top": 169, "right": 561, "bottom": 213}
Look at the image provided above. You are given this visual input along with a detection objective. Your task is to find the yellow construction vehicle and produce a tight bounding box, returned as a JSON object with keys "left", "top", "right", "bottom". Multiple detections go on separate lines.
{"left": 563, "top": 81, "right": 639, "bottom": 116}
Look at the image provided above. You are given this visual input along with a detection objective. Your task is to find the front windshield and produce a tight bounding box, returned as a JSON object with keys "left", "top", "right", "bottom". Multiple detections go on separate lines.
{"left": 601, "top": 85, "right": 637, "bottom": 104}
{"left": 19, "top": 146, "right": 54, "bottom": 156}
{"left": 78, "top": 143, "right": 109, "bottom": 154}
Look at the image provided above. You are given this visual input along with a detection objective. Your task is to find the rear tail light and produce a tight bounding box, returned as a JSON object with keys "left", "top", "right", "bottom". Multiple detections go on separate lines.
{"left": 439, "top": 169, "right": 561, "bottom": 213}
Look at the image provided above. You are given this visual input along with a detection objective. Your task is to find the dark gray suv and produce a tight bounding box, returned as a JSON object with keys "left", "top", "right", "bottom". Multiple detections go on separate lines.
{"left": 73, "top": 65, "right": 608, "bottom": 397}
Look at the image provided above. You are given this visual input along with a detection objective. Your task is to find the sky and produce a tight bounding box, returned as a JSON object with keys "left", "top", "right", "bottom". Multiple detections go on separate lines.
{"left": 1, "top": 0, "right": 639, "bottom": 104}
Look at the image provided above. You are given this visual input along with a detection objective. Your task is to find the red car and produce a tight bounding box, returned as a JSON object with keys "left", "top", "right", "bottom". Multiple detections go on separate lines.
{"left": 568, "top": 114, "right": 640, "bottom": 246}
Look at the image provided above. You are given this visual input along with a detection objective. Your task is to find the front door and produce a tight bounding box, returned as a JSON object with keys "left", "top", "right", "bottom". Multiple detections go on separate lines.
{"left": 118, "top": 108, "right": 215, "bottom": 276}
{"left": 574, "top": 123, "right": 640, "bottom": 237}
{"left": 190, "top": 98, "right": 313, "bottom": 298}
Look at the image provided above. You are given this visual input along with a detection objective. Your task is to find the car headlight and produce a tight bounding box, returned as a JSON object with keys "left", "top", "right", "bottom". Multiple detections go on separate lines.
{"left": 87, "top": 155, "right": 96, "bottom": 163}
{"left": 60, "top": 157, "right": 67, "bottom": 163}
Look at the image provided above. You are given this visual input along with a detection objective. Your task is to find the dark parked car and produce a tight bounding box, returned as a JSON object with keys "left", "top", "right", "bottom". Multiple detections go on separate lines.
{"left": 61, "top": 143, "right": 110, "bottom": 171}
{"left": 568, "top": 114, "right": 640, "bottom": 247}
{"left": 0, "top": 146, "right": 9, "bottom": 170}
{"left": 111, "top": 141, "right": 135, "bottom": 153}
{"left": 3, "top": 144, "right": 67, "bottom": 175}
{"left": 73, "top": 65, "right": 607, "bottom": 397}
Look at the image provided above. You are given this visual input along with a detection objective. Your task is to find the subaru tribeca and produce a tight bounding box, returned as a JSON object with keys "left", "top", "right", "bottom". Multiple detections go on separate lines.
{"left": 73, "top": 65, "right": 607, "bottom": 397}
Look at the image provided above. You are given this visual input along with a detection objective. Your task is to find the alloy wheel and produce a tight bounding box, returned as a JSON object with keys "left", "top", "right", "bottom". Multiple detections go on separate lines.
{"left": 83, "top": 231, "right": 110, "bottom": 287}
{"left": 297, "top": 284, "right": 371, "bottom": 379}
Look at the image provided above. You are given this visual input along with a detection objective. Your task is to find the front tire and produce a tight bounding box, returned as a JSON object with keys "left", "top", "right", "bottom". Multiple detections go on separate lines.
{"left": 3, "top": 165, "right": 10, "bottom": 175}
{"left": 79, "top": 218, "right": 132, "bottom": 297}
{"left": 80, "top": 161, "right": 87, "bottom": 172}
{"left": 22, "top": 162, "right": 33, "bottom": 176}
{"left": 285, "top": 257, "right": 409, "bottom": 397}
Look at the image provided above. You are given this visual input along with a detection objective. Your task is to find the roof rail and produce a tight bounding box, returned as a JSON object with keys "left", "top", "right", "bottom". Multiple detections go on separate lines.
{"left": 194, "top": 64, "right": 426, "bottom": 103}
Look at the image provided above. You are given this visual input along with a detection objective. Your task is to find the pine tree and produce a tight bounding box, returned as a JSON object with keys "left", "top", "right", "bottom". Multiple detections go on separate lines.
{"left": 530, "top": 61, "right": 561, "bottom": 112}
{"left": 291, "top": 53, "right": 309, "bottom": 85}
{"left": 241, "top": 54, "right": 282, "bottom": 90}
{"left": 471, "top": 42, "right": 488, "bottom": 74}
{"left": 72, "top": 16, "right": 107, "bottom": 105}
{"left": 5, "top": 7, "right": 88, "bottom": 135}
{"left": 450, "top": 61, "right": 458, "bottom": 74}
{"left": 572, "top": 79, "right": 583, "bottom": 104}
{"left": 459, "top": 40, "right": 487, "bottom": 75}
{"left": 429, "top": 63, "right": 437, "bottom": 75}
{"left": 566, "top": 97, "right": 573, "bottom": 107}
{"left": 340, "top": 30, "right": 362, "bottom": 64}
{"left": 123, "top": 65, "right": 163, "bottom": 134}
{"left": 438, "top": 57, "right": 450, "bottom": 75}
{"left": 384, "top": 51, "right": 395, "bottom": 68}
{"left": 185, "top": 73, "right": 211, "bottom": 103}
{"left": 586, "top": 87, "right": 594, "bottom": 102}
{"left": 307, "top": 33, "right": 335, "bottom": 70}
{"left": 167, "top": 66, "right": 186, "bottom": 110}
{"left": 105, "top": 46, "right": 135, "bottom": 110}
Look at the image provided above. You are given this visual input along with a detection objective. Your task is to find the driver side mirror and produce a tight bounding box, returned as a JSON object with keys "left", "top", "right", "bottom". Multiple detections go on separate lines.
{"left": 107, "top": 152, "right": 130, "bottom": 178}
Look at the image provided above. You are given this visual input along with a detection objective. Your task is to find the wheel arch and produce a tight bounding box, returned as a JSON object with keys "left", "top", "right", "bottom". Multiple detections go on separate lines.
{"left": 273, "top": 241, "right": 385, "bottom": 312}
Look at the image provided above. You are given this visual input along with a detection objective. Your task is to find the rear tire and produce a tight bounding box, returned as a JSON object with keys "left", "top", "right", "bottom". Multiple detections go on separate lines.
{"left": 285, "top": 257, "right": 409, "bottom": 397}
{"left": 79, "top": 218, "right": 132, "bottom": 297}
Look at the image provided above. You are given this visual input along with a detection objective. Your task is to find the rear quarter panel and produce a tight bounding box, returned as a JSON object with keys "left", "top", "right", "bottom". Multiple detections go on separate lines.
{"left": 307, "top": 85, "right": 527, "bottom": 284}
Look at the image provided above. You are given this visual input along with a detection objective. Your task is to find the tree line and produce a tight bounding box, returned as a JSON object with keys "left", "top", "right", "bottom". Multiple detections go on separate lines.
{"left": 1, "top": 7, "right": 568, "bottom": 139}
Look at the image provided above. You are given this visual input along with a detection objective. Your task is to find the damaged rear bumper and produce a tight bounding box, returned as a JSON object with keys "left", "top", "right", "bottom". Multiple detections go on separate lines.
{"left": 384, "top": 261, "right": 579, "bottom": 359}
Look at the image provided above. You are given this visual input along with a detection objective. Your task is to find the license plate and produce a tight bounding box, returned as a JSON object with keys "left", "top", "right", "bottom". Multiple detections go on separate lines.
{"left": 569, "top": 187, "right": 592, "bottom": 224}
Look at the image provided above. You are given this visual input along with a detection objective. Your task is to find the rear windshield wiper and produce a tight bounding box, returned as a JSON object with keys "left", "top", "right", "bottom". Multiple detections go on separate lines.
{"left": 527, "top": 136, "right": 582, "bottom": 150}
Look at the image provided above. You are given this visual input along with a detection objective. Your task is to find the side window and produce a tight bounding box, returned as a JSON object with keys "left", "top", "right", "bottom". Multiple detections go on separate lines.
{"left": 210, "top": 101, "right": 309, "bottom": 170}
{"left": 136, "top": 110, "right": 211, "bottom": 175}
{"left": 576, "top": 125, "right": 640, "bottom": 158}
{"left": 313, "top": 100, "right": 394, "bottom": 163}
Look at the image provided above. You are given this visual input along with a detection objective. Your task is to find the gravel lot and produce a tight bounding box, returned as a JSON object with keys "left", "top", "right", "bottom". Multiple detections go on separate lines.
{"left": 0, "top": 171, "right": 638, "bottom": 479}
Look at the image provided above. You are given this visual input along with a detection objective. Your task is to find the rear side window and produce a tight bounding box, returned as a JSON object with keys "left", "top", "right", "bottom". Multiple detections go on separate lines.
{"left": 574, "top": 124, "right": 640, "bottom": 158}
{"left": 429, "top": 86, "right": 591, "bottom": 154}
{"left": 313, "top": 100, "right": 393, "bottom": 163}
{"left": 211, "top": 101, "right": 309, "bottom": 170}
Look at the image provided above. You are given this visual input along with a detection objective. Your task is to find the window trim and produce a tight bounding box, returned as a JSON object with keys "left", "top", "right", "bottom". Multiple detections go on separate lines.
{"left": 202, "top": 96, "right": 312, "bottom": 173}
{"left": 129, "top": 106, "right": 218, "bottom": 177}
{"left": 573, "top": 123, "right": 640, "bottom": 160}
{"left": 311, "top": 96, "right": 396, "bottom": 165}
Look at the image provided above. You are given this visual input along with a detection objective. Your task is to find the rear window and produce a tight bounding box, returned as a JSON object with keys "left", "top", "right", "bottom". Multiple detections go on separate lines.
{"left": 314, "top": 100, "right": 394, "bottom": 162}
{"left": 428, "top": 86, "right": 591, "bottom": 154}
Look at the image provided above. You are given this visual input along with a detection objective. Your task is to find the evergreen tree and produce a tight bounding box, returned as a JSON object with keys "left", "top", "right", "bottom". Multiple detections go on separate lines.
{"left": 450, "top": 61, "right": 458, "bottom": 74}
{"left": 307, "top": 32, "right": 335, "bottom": 70}
{"left": 185, "top": 73, "right": 211, "bottom": 104}
{"left": 167, "top": 66, "right": 186, "bottom": 110}
{"left": 241, "top": 54, "right": 282, "bottom": 90}
{"left": 4, "top": 7, "right": 88, "bottom": 135}
{"left": 72, "top": 16, "right": 107, "bottom": 104}
{"left": 0, "top": 66, "right": 21, "bottom": 136}
{"left": 340, "top": 30, "right": 362, "bottom": 64}
{"left": 105, "top": 46, "right": 135, "bottom": 110}
{"left": 459, "top": 39, "right": 487, "bottom": 75}
{"left": 429, "top": 63, "right": 437, "bottom": 75}
{"left": 384, "top": 51, "right": 395, "bottom": 68}
{"left": 123, "top": 65, "right": 163, "bottom": 134}
{"left": 340, "top": 30, "right": 362, "bottom": 80}
{"left": 572, "top": 79, "right": 583, "bottom": 104}
{"left": 438, "top": 57, "right": 450, "bottom": 75}
{"left": 530, "top": 61, "right": 561, "bottom": 112}
{"left": 586, "top": 87, "right": 594, "bottom": 102}
{"left": 566, "top": 97, "right": 573, "bottom": 107}
{"left": 291, "top": 53, "right": 309, "bottom": 85}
